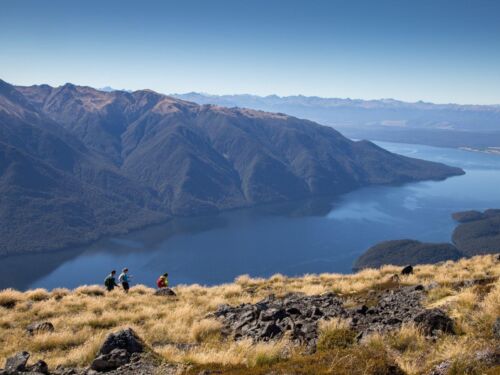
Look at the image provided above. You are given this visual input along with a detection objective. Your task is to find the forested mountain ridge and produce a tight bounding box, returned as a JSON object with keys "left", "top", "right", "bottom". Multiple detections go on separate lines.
{"left": 0, "top": 80, "right": 464, "bottom": 255}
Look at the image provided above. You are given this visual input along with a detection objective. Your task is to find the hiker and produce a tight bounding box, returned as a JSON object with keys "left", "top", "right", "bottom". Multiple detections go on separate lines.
{"left": 119, "top": 268, "right": 131, "bottom": 293}
{"left": 104, "top": 270, "right": 119, "bottom": 292}
{"left": 156, "top": 273, "right": 169, "bottom": 289}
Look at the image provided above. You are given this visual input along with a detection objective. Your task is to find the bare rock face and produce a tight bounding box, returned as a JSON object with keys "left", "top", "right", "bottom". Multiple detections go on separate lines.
{"left": 154, "top": 288, "right": 176, "bottom": 297}
{"left": 4, "top": 351, "right": 30, "bottom": 373}
{"left": 413, "top": 309, "right": 455, "bottom": 336}
{"left": 26, "top": 322, "right": 55, "bottom": 336}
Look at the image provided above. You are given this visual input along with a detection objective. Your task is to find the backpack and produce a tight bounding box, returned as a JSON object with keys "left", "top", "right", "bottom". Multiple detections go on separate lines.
{"left": 104, "top": 276, "right": 113, "bottom": 288}
{"left": 157, "top": 276, "right": 166, "bottom": 288}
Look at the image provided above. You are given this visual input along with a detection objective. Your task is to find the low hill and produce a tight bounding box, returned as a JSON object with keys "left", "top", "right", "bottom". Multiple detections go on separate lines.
{"left": 354, "top": 209, "right": 500, "bottom": 270}
{"left": 452, "top": 209, "right": 500, "bottom": 256}
{"left": 353, "top": 239, "right": 462, "bottom": 270}
{"left": 0, "top": 255, "right": 498, "bottom": 374}
{"left": 0, "top": 80, "right": 464, "bottom": 255}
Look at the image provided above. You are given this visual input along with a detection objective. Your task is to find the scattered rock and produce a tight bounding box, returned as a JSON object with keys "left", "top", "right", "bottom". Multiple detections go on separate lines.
{"left": 5, "top": 351, "right": 30, "bottom": 373}
{"left": 214, "top": 286, "right": 428, "bottom": 350}
{"left": 98, "top": 328, "right": 144, "bottom": 356}
{"left": 154, "top": 288, "right": 176, "bottom": 297}
{"left": 214, "top": 292, "right": 345, "bottom": 349}
{"left": 428, "top": 349, "right": 500, "bottom": 375}
{"left": 91, "top": 349, "right": 130, "bottom": 372}
{"left": 26, "top": 322, "right": 55, "bottom": 336}
{"left": 401, "top": 265, "right": 413, "bottom": 275}
{"left": 27, "top": 360, "right": 49, "bottom": 374}
{"left": 493, "top": 317, "right": 500, "bottom": 339}
{"left": 413, "top": 309, "right": 455, "bottom": 336}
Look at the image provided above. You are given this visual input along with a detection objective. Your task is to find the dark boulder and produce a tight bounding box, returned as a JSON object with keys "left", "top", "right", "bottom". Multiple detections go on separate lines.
{"left": 4, "top": 351, "right": 30, "bottom": 373}
{"left": 26, "top": 322, "right": 55, "bottom": 336}
{"left": 91, "top": 349, "right": 131, "bottom": 372}
{"left": 154, "top": 288, "right": 176, "bottom": 297}
{"left": 401, "top": 265, "right": 413, "bottom": 275}
{"left": 98, "top": 328, "right": 144, "bottom": 356}
{"left": 26, "top": 360, "right": 49, "bottom": 374}
{"left": 413, "top": 309, "right": 455, "bottom": 335}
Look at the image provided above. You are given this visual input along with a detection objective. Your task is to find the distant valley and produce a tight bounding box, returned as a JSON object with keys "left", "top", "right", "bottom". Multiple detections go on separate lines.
{"left": 0, "top": 80, "right": 463, "bottom": 255}
{"left": 174, "top": 92, "right": 500, "bottom": 149}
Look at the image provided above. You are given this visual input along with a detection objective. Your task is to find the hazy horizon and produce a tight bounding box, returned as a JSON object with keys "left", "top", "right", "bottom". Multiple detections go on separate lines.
{"left": 4, "top": 79, "right": 500, "bottom": 108}
{"left": 2, "top": 0, "right": 500, "bottom": 105}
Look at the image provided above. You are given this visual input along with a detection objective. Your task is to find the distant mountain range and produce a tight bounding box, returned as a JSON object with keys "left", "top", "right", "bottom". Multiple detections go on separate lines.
{"left": 173, "top": 93, "right": 500, "bottom": 149}
{"left": 0, "top": 80, "right": 463, "bottom": 255}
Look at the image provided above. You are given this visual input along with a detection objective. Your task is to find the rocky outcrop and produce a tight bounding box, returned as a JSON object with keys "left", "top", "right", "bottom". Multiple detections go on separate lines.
{"left": 0, "top": 329, "right": 178, "bottom": 375}
{"left": 3, "top": 352, "right": 30, "bottom": 374}
{"left": 214, "top": 293, "right": 345, "bottom": 349}
{"left": 90, "top": 328, "right": 144, "bottom": 372}
{"left": 213, "top": 285, "right": 450, "bottom": 350}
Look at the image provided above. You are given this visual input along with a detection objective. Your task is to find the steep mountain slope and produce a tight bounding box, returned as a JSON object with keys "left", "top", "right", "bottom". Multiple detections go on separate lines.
{"left": 1, "top": 80, "right": 464, "bottom": 254}
{"left": 0, "top": 81, "right": 165, "bottom": 255}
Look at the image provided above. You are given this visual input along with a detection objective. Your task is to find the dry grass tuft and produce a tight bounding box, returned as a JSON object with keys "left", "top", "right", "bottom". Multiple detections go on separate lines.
{"left": 0, "top": 288, "right": 24, "bottom": 309}
{"left": 26, "top": 288, "right": 51, "bottom": 302}
{"left": 317, "top": 318, "right": 356, "bottom": 350}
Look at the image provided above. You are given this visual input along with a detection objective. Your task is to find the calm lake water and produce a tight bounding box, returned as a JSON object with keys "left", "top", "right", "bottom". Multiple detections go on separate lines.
{"left": 2, "top": 141, "right": 500, "bottom": 290}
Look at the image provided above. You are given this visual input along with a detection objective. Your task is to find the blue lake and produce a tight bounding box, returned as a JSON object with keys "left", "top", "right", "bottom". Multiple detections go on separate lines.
{"left": 1, "top": 141, "right": 500, "bottom": 290}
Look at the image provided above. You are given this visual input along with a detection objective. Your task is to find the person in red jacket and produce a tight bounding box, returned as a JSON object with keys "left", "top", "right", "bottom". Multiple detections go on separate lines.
{"left": 156, "top": 273, "right": 169, "bottom": 289}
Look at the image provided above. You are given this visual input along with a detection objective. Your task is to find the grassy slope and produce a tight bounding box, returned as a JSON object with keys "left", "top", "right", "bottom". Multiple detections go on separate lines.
{"left": 0, "top": 255, "right": 498, "bottom": 374}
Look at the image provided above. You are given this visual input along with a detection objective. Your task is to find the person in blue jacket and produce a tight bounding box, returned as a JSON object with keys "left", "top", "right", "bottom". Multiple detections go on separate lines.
{"left": 118, "top": 268, "right": 131, "bottom": 293}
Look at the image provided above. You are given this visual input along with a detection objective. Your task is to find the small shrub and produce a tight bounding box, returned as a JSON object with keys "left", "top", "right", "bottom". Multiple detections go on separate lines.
{"left": 317, "top": 318, "right": 356, "bottom": 350}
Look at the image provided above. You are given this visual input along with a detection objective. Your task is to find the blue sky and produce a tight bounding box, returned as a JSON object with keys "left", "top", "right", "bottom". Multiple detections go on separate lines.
{"left": 1, "top": 0, "right": 499, "bottom": 104}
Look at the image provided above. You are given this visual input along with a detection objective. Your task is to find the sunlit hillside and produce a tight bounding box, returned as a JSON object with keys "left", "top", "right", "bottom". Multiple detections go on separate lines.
{"left": 0, "top": 254, "right": 498, "bottom": 374}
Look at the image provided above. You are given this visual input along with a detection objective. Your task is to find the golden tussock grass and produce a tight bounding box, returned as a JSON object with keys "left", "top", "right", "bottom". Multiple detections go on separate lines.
{"left": 0, "top": 254, "right": 498, "bottom": 374}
